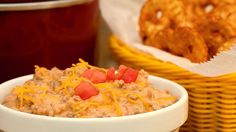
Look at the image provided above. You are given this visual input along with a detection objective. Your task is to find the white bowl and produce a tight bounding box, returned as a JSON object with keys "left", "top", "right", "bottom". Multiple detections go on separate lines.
{"left": 0, "top": 75, "right": 188, "bottom": 132}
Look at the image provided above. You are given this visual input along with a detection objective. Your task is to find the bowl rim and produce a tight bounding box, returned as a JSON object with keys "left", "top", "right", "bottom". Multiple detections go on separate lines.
{"left": 0, "top": 74, "right": 188, "bottom": 122}
{"left": 0, "top": 0, "right": 94, "bottom": 11}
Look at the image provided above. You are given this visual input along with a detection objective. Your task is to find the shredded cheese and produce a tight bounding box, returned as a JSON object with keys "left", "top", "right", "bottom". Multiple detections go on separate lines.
{"left": 78, "top": 58, "right": 107, "bottom": 72}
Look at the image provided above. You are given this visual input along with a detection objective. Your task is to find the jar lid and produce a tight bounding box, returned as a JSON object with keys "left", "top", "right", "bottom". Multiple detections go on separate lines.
{"left": 0, "top": 0, "right": 94, "bottom": 11}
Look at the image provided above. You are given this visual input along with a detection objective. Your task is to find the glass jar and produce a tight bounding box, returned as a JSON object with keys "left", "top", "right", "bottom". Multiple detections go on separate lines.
{"left": 0, "top": 0, "right": 99, "bottom": 82}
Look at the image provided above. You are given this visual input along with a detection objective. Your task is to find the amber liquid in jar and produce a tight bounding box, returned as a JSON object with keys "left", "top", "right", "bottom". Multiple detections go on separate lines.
{"left": 0, "top": 0, "right": 99, "bottom": 83}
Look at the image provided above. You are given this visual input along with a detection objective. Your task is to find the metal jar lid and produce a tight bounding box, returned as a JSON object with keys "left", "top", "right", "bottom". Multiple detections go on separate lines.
{"left": 0, "top": 0, "right": 95, "bottom": 11}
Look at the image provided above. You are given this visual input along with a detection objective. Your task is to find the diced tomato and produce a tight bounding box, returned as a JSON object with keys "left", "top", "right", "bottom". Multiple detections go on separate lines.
{"left": 116, "top": 65, "right": 128, "bottom": 79}
{"left": 81, "top": 69, "right": 106, "bottom": 83}
{"left": 107, "top": 67, "right": 116, "bottom": 81}
{"left": 81, "top": 69, "right": 93, "bottom": 79}
{"left": 74, "top": 81, "right": 99, "bottom": 100}
{"left": 90, "top": 70, "right": 107, "bottom": 83}
{"left": 121, "top": 68, "right": 139, "bottom": 83}
{"left": 106, "top": 65, "right": 138, "bottom": 83}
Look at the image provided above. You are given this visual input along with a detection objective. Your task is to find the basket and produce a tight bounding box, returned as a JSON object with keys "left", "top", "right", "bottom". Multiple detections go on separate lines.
{"left": 109, "top": 35, "right": 236, "bottom": 132}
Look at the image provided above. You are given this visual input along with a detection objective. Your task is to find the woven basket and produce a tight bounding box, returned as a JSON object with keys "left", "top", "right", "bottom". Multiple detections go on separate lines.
{"left": 109, "top": 35, "right": 236, "bottom": 132}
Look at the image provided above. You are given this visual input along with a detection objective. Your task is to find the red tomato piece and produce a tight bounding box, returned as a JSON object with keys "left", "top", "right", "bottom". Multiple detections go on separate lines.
{"left": 90, "top": 70, "right": 107, "bottom": 83}
{"left": 116, "top": 65, "right": 128, "bottom": 79}
{"left": 107, "top": 67, "right": 116, "bottom": 81}
{"left": 81, "top": 69, "right": 94, "bottom": 79}
{"left": 121, "top": 68, "right": 139, "bottom": 83}
{"left": 74, "top": 81, "right": 99, "bottom": 100}
{"left": 82, "top": 69, "right": 106, "bottom": 83}
{"left": 106, "top": 65, "right": 138, "bottom": 83}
